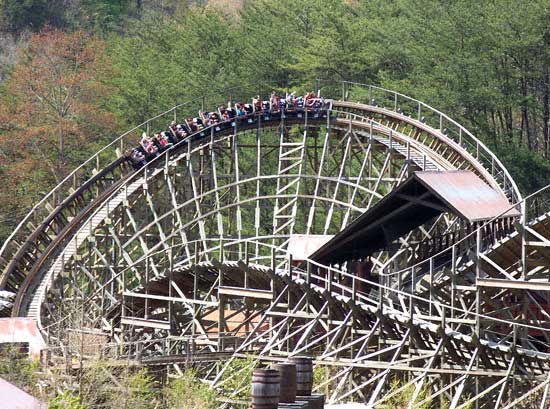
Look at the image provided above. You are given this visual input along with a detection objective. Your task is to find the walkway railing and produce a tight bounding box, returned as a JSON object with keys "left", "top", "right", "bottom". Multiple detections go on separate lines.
{"left": 53, "top": 198, "right": 550, "bottom": 358}
{"left": 384, "top": 183, "right": 549, "bottom": 280}
{"left": 41, "top": 334, "right": 243, "bottom": 365}
{"left": 341, "top": 81, "right": 522, "bottom": 204}
{"left": 0, "top": 81, "right": 523, "bottom": 306}
{"left": 0, "top": 87, "right": 243, "bottom": 281}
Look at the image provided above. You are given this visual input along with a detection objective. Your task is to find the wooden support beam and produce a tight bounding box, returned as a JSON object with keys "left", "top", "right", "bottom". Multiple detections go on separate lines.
{"left": 123, "top": 291, "right": 218, "bottom": 306}
{"left": 120, "top": 317, "right": 171, "bottom": 330}
{"left": 266, "top": 311, "right": 325, "bottom": 319}
{"left": 476, "top": 278, "right": 550, "bottom": 291}
{"left": 217, "top": 286, "right": 273, "bottom": 300}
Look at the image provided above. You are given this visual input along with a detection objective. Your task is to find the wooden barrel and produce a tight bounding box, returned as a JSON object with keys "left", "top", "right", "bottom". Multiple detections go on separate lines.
{"left": 274, "top": 363, "right": 297, "bottom": 403}
{"left": 251, "top": 369, "right": 280, "bottom": 409}
{"left": 289, "top": 356, "right": 313, "bottom": 396}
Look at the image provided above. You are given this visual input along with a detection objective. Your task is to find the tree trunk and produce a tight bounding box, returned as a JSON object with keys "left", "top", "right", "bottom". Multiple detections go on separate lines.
{"left": 543, "top": 70, "right": 550, "bottom": 158}
{"left": 520, "top": 72, "right": 534, "bottom": 150}
{"left": 59, "top": 127, "right": 65, "bottom": 179}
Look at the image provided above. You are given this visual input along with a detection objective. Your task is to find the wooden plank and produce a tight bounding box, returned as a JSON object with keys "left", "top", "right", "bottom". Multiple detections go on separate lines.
{"left": 476, "top": 278, "right": 550, "bottom": 291}
{"left": 527, "top": 241, "right": 550, "bottom": 248}
{"left": 120, "top": 317, "right": 171, "bottom": 330}
{"left": 123, "top": 291, "right": 218, "bottom": 306}
{"left": 415, "top": 313, "right": 476, "bottom": 325}
{"left": 217, "top": 286, "right": 273, "bottom": 300}
{"left": 266, "top": 311, "right": 326, "bottom": 319}
{"left": 455, "top": 285, "right": 476, "bottom": 291}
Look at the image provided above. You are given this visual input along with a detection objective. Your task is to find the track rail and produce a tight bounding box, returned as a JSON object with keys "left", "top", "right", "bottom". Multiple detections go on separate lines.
{"left": 0, "top": 94, "right": 507, "bottom": 317}
{"left": 341, "top": 81, "right": 521, "bottom": 204}
{"left": 0, "top": 76, "right": 547, "bottom": 407}
{"left": 11, "top": 113, "right": 332, "bottom": 317}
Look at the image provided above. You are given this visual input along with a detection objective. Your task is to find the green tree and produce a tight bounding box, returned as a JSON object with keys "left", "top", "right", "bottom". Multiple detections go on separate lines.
{"left": 0, "top": 28, "right": 118, "bottom": 242}
{"left": 164, "top": 370, "right": 217, "bottom": 409}
{"left": 111, "top": 368, "right": 159, "bottom": 409}
{"left": 49, "top": 391, "right": 85, "bottom": 409}
{"left": 107, "top": 9, "right": 244, "bottom": 127}
{"left": 76, "top": 361, "right": 159, "bottom": 408}
{"left": 371, "top": 0, "right": 550, "bottom": 192}
{"left": 0, "top": 0, "right": 65, "bottom": 33}
{"left": 0, "top": 344, "right": 40, "bottom": 395}
{"left": 66, "top": 0, "right": 133, "bottom": 33}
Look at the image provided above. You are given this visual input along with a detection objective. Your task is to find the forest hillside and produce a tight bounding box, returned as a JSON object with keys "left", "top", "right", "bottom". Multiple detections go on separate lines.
{"left": 0, "top": 0, "right": 548, "bottom": 243}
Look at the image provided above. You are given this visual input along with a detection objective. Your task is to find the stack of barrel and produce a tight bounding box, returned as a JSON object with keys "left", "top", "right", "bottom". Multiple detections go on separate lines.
{"left": 251, "top": 356, "right": 325, "bottom": 409}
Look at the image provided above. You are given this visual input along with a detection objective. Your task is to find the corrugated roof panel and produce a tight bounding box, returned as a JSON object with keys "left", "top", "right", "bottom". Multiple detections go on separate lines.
{"left": 415, "top": 171, "right": 519, "bottom": 222}
{"left": 288, "top": 235, "right": 334, "bottom": 261}
{"left": 0, "top": 377, "right": 46, "bottom": 408}
{"left": 310, "top": 170, "right": 520, "bottom": 263}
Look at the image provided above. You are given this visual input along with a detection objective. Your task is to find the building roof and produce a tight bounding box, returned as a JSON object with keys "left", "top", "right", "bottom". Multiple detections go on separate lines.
{"left": 0, "top": 318, "right": 46, "bottom": 357}
{"left": 413, "top": 171, "right": 518, "bottom": 222}
{"left": 310, "top": 171, "right": 519, "bottom": 264}
{"left": 287, "top": 235, "right": 334, "bottom": 261}
{"left": 0, "top": 377, "right": 45, "bottom": 409}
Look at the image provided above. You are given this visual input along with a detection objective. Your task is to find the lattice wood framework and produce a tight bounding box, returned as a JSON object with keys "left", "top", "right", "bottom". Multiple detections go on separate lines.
{"left": 1, "top": 84, "right": 549, "bottom": 407}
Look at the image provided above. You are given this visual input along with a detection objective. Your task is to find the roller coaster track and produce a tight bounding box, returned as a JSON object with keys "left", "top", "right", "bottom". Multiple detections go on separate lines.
{"left": 0, "top": 95, "right": 518, "bottom": 310}
{"left": 2, "top": 83, "right": 549, "bottom": 407}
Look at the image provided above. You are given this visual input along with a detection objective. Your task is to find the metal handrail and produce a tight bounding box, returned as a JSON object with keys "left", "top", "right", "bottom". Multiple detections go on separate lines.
{"left": 14, "top": 103, "right": 333, "bottom": 319}
{"left": 1, "top": 81, "right": 518, "bottom": 276}
{"left": 0, "top": 86, "right": 244, "bottom": 278}
{"left": 341, "top": 81, "right": 522, "bottom": 204}
{"left": 384, "top": 183, "right": 550, "bottom": 279}
{"left": 38, "top": 230, "right": 550, "bottom": 368}
{"left": 62, "top": 229, "right": 550, "bottom": 338}
{"left": 0, "top": 81, "right": 524, "bottom": 319}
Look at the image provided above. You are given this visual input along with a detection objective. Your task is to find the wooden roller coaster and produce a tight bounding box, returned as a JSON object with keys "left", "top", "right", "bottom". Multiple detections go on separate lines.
{"left": 1, "top": 82, "right": 549, "bottom": 408}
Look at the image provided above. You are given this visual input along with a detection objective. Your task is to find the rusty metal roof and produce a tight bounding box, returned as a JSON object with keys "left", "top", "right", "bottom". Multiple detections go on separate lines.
{"left": 288, "top": 235, "right": 334, "bottom": 261}
{"left": 414, "top": 171, "right": 519, "bottom": 222}
{"left": 310, "top": 170, "right": 519, "bottom": 264}
{"left": 0, "top": 377, "right": 46, "bottom": 408}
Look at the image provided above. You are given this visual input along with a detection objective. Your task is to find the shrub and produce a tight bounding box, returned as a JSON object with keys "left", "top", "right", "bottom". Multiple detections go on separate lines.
{"left": 164, "top": 370, "right": 217, "bottom": 409}
{"left": 48, "top": 391, "right": 85, "bottom": 409}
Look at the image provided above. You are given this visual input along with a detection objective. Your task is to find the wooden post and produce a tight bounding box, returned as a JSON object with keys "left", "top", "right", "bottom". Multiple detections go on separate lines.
{"left": 168, "top": 239, "right": 174, "bottom": 334}
{"left": 192, "top": 241, "right": 198, "bottom": 354}
{"left": 475, "top": 229, "right": 481, "bottom": 339}
{"left": 521, "top": 200, "right": 527, "bottom": 280}
{"left": 451, "top": 245, "right": 456, "bottom": 330}
{"left": 351, "top": 271, "right": 356, "bottom": 302}
{"left": 144, "top": 256, "right": 149, "bottom": 320}
{"left": 429, "top": 258, "right": 434, "bottom": 317}
{"left": 244, "top": 240, "right": 249, "bottom": 289}
{"left": 410, "top": 267, "right": 416, "bottom": 322}
{"left": 270, "top": 247, "right": 275, "bottom": 296}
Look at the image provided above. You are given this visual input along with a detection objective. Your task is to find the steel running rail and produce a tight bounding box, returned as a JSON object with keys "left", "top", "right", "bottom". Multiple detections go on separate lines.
{"left": 9, "top": 101, "right": 335, "bottom": 317}
{"left": 341, "top": 81, "right": 522, "bottom": 204}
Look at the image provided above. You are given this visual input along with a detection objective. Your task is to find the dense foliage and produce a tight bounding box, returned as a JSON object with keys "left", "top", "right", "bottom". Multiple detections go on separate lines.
{"left": 164, "top": 370, "right": 218, "bottom": 409}
{"left": 0, "top": 1, "right": 548, "bottom": 250}
{"left": 0, "top": 345, "right": 40, "bottom": 395}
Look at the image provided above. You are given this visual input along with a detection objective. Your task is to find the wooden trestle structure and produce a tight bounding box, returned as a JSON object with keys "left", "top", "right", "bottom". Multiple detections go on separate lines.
{"left": 0, "top": 82, "right": 549, "bottom": 407}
